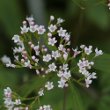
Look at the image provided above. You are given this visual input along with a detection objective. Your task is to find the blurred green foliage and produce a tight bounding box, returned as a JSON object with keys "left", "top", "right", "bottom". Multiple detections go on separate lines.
{"left": 0, "top": 0, "right": 110, "bottom": 110}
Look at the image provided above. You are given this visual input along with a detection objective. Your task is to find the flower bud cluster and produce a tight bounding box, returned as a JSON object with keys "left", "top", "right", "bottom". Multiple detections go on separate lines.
{"left": 73, "top": 45, "right": 103, "bottom": 87}
{"left": 3, "top": 87, "right": 28, "bottom": 110}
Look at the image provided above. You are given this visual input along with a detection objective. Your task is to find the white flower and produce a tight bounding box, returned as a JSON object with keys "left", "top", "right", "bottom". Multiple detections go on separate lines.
{"left": 62, "top": 64, "right": 69, "bottom": 71}
{"left": 38, "top": 89, "right": 44, "bottom": 96}
{"left": 89, "top": 72, "right": 97, "bottom": 79}
{"left": 45, "top": 82, "right": 54, "bottom": 90}
{"left": 38, "top": 105, "right": 52, "bottom": 110}
{"left": 48, "top": 24, "right": 57, "bottom": 32}
{"left": 48, "top": 63, "right": 56, "bottom": 72}
{"left": 52, "top": 50, "right": 61, "bottom": 59}
{"left": 58, "top": 44, "right": 65, "bottom": 52}
{"left": 34, "top": 45, "right": 40, "bottom": 55}
{"left": 36, "top": 70, "right": 40, "bottom": 74}
{"left": 30, "top": 25, "right": 38, "bottom": 33}
{"left": 21, "top": 25, "right": 29, "bottom": 34}
{"left": 85, "top": 78, "right": 92, "bottom": 88}
{"left": 57, "top": 27, "right": 66, "bottom": 37}
{"left": 57, "top": 18, "right": 64, "bottom": 24}
{"left": 95, "top": 48, "right": 103, "bottom": 57}
{"left": 63, "top": 70, "right": 71, "bottom": 80}
{"left": 4, "top": 87, "right": 12, "bottom": 98}
{"left": 64, "top": 33, "right": 70, "bottom": 41}
{"left": 13, "top": 47, "right": 24, "bottom": 53}
{"left": 14, "top": 99, "right": 21, "bottom": 105}
{"left": 26, "top": 16, "right": 34, "bottom": 23}
{"left": 58, "top": 79, "right": 68, "bottom": 88}
{"left": 47, "top": 33, "right": 52, "bottom": 37}
{"left": 12, "top": 35, "right": 20, "bottom": 43}
{"left": 63, "top": 52, "right": 68, "bottom": 61}
{"left": 24, "top": 60, "right": 31, "bottom": 68}
{"left": 43, "top": 105, "right": 52, "bottom": 110}
{"left": 84, "top": 46, "right": 93, "bottom": 55}
{"left": 43, "top": 54, "right": 51, "bottom": 62}
{"left": 50, "top": 15, "right": 54, "bottom": 21}
{"left": 80, "top": 45, "right": 85, "bottom": 49}
{"left": 1, "top": 56, "right": 15, "bottom": 68}
{"left": 72, "top": 48, "right": 81, "bottom": 58}
{"left": 57, "top": 71, "right": 64, "bottom": 77}
{"left": 1, "top": 55, "right": 11, "bottom": 64}
{"left": 4, "top": 98, "right": 14, "bottom": 110}
{"left": 48, "top": 37, "right": 57, "bottom": 46}
{"left": 37, "top": 25, "right": 46, "bottom": 35}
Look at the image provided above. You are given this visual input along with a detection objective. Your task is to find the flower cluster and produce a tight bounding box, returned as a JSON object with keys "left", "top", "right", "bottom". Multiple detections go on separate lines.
{"left": 1, "top": 15, "right": 104, "bottom": 110}
{"left": 1, "top": 16, "right": 103, "bottom": 88}
{"left": 3, "top": 87, "right": 28, "bottom": 110}
{"left": 74, "top": 45, "right": 103, "bottom": 87}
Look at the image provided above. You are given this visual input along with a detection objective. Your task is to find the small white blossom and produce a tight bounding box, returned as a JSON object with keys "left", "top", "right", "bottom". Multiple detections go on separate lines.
{"left": 26, "top": 16, "right": 34, "bottom": 23}
{"left": 48, "top": 63, "right": 56, "bottom": 72}
{"left": 95, "top": 48, "right": 103, "bottom": 57}
{"left": 37, "top": 25, "right": 46, "bottom": 35}
{"left": 14, "top": 99, "right": 21, "bottom": 105}
{"left": 24, "top": 60, "right": 31, "bottom": 68}
{"left": 1, "top": 55, "right": 15, "bottom": 68}
{"left": 72, "top": 48, "right": 81, "bottom": 58}
{"left": 80, "top": 45, "right": 85, "bottom": 49}
{"left": 58, "top": 44, "right": 65, "bottom": 52}
{"left": 58, "top": 79, "right": 68, "bottom": 88}
{"left": 4, "top": 87, "right": 12, "bottom": 98}
{"left": 13, "top": 47, "right": 24, "bottom": 53}
{"left": 30, "top": 25, "right": 38, "bottom": 32}
{"left": 84, "top": 46, "right": 93, "bottom": 55}
{"left": 64, "top": 33, "right": 70, "bottom": 41}
{"left": 57, "top": 27, "right": 66, "bottom": 37}
{"left": 1, "top": 55, "right": 11, "bottom": 65}
{"left": 48, "top": 37, "right": 57, "bottom": 46}
{"left": 43, "top": 105, "right": 52, "bottom": 110}
{"left": 43, "top": 54, "right": 52, "bottom": 62}
{"left": 12, "top": 35, "right": 20, "bottom": 43}
{"left": 85, "top": 77, "right": 92, "bottom": 88}
{"left": 63, "top": 70, "right": 71, "bottom": 80}
{"left": 48, "top": 24, "right": 57, "bottom": 32}
{"left": 50, "top": 15, "right": 54, "bottom": 21}
{"left": 38, "top": 105, "right": 52, "bottom": 110}
{"left": 47, "top": 32, "right": 52, "bottom": 37}
{"left": 61, "top": 64, "right": 69, "bottom": 71}
{"left": 89, "top": 72, "right": 97, "bottom": 79}
{"left": 57, "top": 18, "right": 64, "bottom": 24}
{"left": 45, "top": 82, "right": 54, "bottom": 90}
{"left": 63, "top": 52, "right": 68, "bottom": 61}
{"left": 52, "top": 50, "right": 61, "bottom": 59}
{"left": 38, "top": 89, "right": 44, "bottom": 96}
{"left": 21, "top": 25, "right": 29, "bottom": 34}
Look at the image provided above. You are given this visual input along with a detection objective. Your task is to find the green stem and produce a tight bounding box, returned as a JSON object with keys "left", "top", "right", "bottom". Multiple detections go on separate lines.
{"left": 72, "top": 78, "right": 85, "bottom": 87}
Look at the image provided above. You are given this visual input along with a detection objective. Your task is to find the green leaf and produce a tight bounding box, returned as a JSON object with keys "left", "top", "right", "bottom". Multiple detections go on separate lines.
{"left": 0, "top": 0, "right": 23, "bottom": 36}
{"left": 69, "top": 81, "right": 84, "bottom": 110}
{"left": 86, "top": 1, "right": 109, "bottom": 29}
{"left": 0, "top": 68, "right": 20, "bottom": 88}
{"left": 93, "top": 54, "right": 110, "bottom": 73}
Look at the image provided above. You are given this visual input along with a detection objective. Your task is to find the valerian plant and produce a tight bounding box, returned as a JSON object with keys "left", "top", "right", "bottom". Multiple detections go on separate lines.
{"left": 0, "top": 15, "right": 103, "bottom": 110}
